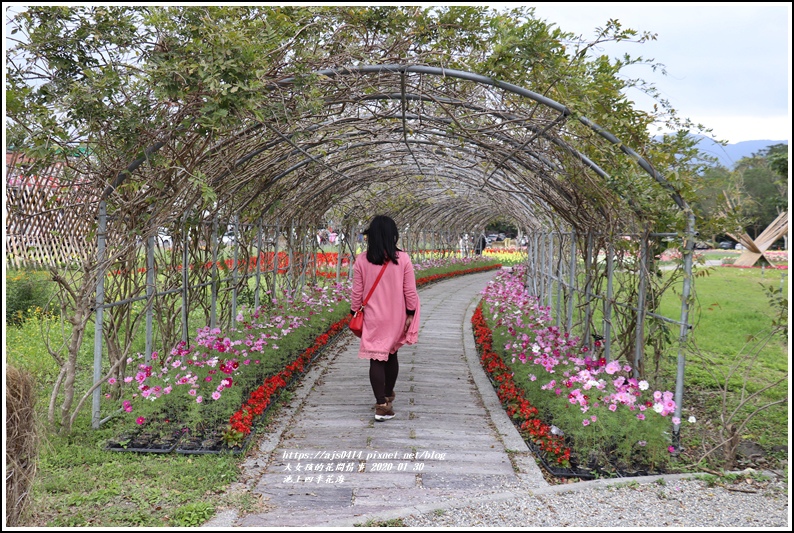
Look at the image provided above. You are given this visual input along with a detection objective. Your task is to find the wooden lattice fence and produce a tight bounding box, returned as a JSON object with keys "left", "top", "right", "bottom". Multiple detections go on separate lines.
{"left": 5, "top": 153, "right": 96, "bottom": 270}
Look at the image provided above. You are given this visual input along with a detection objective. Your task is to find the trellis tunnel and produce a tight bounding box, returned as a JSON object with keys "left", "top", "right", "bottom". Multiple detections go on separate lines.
{"left": 6, "top": 64, "right": 697, "bottom": 447}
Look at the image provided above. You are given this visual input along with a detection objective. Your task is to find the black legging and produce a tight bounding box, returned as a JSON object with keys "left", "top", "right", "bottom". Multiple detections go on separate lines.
{"left": 369, "top": 351, "right": 399, "bottom": 405}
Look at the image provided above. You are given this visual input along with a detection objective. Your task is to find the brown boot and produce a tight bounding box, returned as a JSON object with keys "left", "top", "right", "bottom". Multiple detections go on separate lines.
{"left": 375, "top": 401, "right": 395, "bottom": 422}
{"left": 386, "top": 392, "right": 396, "bottom": 404}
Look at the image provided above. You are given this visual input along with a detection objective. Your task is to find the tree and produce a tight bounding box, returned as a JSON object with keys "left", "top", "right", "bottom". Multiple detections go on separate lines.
{"left": 732, "top": 145, "right": 789, "bottom": 238}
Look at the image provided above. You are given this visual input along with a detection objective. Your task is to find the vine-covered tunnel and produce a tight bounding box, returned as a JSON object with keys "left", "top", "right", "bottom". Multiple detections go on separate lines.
{"left": 6, "top": 6, "right": 700, "bottom": 444}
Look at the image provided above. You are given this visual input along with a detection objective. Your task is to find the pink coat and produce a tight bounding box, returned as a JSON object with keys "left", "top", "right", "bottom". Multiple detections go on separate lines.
{"left": 351, "top": 251, "right": 421, "bottom": 361}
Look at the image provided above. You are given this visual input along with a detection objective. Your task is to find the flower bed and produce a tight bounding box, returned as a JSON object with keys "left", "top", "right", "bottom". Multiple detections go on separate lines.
{"left": 106, "top": 258, "right": 504, "bottom": 454}
{"left": 474, "top": 265, "right": 677, "bottom": 478}
{"left": 472, "top": 303, "right": 572, "bottom": 472}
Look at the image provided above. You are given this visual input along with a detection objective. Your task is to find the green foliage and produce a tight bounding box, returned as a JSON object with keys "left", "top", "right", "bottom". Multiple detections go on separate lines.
{"left": 172, "top": 502, "right": 216, "bottom": 527}
{"left": 5, "top": 270, "right": 58, "bottom": 326}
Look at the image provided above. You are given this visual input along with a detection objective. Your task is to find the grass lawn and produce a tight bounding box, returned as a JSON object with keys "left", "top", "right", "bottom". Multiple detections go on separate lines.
{"left": 656, "top": 265, "right": 789, "bottom": 453}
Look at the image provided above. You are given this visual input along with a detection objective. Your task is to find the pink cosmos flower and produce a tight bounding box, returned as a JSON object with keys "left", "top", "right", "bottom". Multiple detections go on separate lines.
{"left": 107, "top": 377, "right": 117, "bottom": 385}
{"left": 136, "top": 417, "right": 146, "bottom": 425}
{"left": 653, "top": 391, "right": 662, "bottom": 401}
{"left": 212, "top": 391, "right": 221, "bottom": 400}
{"left": 189, "top": 389, "right": 197, "bottom": 396}
{"left": 582, "top": 419, "right": 590, "bottom": 426}
{"left": 590, "top": 415, "right": 597, "bottom": 422}
{"left": 196, "top": 396, "right": 203, "bottom": 403}
{"left": 636, "top": 413, "right": 645, "bottom": 420}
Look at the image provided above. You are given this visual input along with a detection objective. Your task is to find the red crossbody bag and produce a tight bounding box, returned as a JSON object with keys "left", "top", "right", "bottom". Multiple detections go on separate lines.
{"left": 349, "top": 261, "right": 389, "bottom": 338}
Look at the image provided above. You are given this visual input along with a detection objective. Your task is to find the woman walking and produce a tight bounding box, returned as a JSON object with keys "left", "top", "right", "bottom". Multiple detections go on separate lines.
{"left": 351, "top": 215, "right": 421, "bottom": 422}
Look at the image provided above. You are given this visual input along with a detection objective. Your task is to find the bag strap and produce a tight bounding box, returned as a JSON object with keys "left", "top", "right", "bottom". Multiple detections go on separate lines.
{"left": 359, "top": 261, "right": 389, "bottom": 310}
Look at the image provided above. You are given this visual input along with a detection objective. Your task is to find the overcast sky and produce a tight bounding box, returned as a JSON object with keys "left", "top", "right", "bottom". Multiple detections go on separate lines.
{"left": 519, "top": 2, "right": 791, "bottom": 144}
{"left": 5, "top": 3, "right": 791, "bottom": 145}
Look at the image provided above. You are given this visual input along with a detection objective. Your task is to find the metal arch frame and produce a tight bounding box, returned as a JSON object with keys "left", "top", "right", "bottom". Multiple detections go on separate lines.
{"left": 103, "top": 63, "right": 691, "bottom": 221}
{"left": 227, "top": 134, "right": 557, "bottom": 226}
{"left": 219, "top": 120, "right": 587, "bottom": 226}
{"left": 232, "top": 138, "right": 557, "bottom": 231}
{"left": 272, "top": 64, "right": 688, "bottom": 211}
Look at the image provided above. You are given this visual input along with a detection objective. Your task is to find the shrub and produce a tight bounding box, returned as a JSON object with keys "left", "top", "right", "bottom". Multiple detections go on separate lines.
{"left": 5, "top": 270, "right": 57, "bottom": 326}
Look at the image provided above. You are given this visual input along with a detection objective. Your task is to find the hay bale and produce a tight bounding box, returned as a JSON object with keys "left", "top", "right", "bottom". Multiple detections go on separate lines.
{"left": 6, "top": 366, "right": 39, "bottom": 527}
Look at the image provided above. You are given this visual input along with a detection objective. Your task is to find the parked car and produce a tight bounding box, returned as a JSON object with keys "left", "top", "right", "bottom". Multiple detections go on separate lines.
{"left": 156, "top": 229, "right": 172, "bottom": 249}
{"left": 718, "top": 240, "right": 735, "bottom": 249}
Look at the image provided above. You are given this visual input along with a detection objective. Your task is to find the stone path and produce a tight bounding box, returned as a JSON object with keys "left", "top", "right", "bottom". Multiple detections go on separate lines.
{"left": 206, "top": 270, "right": 548, "bottom": 527}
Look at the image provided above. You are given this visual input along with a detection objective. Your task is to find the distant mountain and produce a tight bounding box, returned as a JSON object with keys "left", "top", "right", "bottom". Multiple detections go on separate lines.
{"left": 691, "top": 136, "right": 788, "bottom": 169}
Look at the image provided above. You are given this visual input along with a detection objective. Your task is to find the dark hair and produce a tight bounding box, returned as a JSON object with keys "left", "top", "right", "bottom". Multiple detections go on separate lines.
{"left": 365, "top": 215, "right": 400, "bottom": 265}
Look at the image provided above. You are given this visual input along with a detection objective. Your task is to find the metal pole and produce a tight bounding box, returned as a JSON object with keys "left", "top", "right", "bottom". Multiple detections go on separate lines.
{"left": 335, "top": 224, "right": 343, "bottom": 282}
{"left": 546, "top": 232, "right": 554, "bottom": 310}
{"left": 231, "top": 215, "right": 239, "bottom": 324}
{"left": 604, "top": 241, "right": 615, "bottom": 362}
{"left": 91, "top": 200, "right": 107, "bottom": 429}
{"left": 633, "top": 233, "right": 648, "bottom": 379}
{"left": 672, "top": 212, "right": 696, "bottom": 451}
{"left": 288, "top": 219, "right": 295, "bottom": 295}
{"left": 255, "top": 218, "right": 262, "bottom": 310}
{"left": 299, "top": 231, "right": 306, "bottom": 293}
{"left": 584, "top": 232, "right": 593, "bottom": 348}
{"left": 531, "top": 234, "right": 540, "bottom": 297}
{"left": 555, "top": 232, "right": 564, "bottom": 328}
{"left": 567, "top": 232, "right": 576, "bottom": 332}
{"left": 181, "top": 214, "right": 189, "bottom": 345}
{"left": 272, "top": 221, "right": 280, "bottom": 295}
{"left": 145, "top": 234, "right": 154, "bottom": 363}
{"left": 210, "top": 217, "right": 218, "bottom": 330}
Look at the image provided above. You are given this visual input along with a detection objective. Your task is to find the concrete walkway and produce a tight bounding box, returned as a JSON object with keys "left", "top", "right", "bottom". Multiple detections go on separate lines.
{"left": 206, "top": 269, "right": 548, "bottom": 527}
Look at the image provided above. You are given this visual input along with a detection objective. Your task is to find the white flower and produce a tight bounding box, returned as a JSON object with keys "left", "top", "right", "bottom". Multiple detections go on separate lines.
{"left": 638, "top": 380, "right": 649, "bottom": 391}
{"left": 688, "top": 416, "right": 697, "bottom": 424}
{"left": 653, "top": 403, "right": 664, "bottom": 413}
